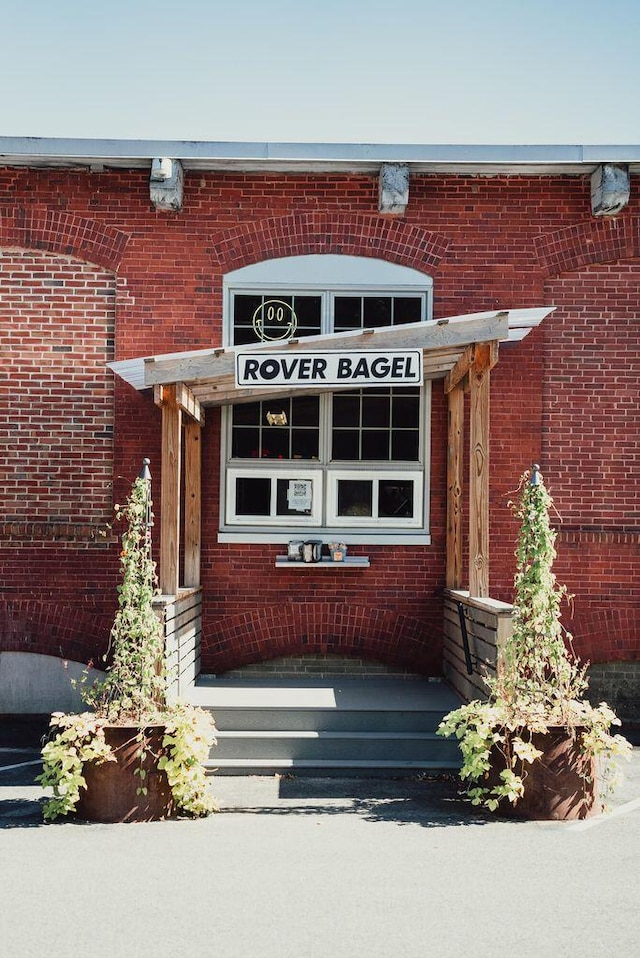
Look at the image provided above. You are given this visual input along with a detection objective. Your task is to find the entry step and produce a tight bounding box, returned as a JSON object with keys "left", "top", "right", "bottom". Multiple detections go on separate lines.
{"left": 206, "top": 758, "right": 459, "bottom": 776}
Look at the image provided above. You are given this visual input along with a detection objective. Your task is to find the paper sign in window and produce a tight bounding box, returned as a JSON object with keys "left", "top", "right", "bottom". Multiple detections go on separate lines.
{"left": 287, "top": 479, "right": 312, "bottom": 512}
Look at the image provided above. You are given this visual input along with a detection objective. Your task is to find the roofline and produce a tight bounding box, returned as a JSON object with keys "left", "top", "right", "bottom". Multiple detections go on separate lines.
{"left": 1, "top": 137, "right": 640, "bottom": 175}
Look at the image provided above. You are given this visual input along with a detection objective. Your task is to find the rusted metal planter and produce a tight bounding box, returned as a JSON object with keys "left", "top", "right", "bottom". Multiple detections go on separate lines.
{"left": 76, "top": 725, "right": 175, "bottom": 823}
{"left": 489, "top": 727, "right": 598, "bottom": 821}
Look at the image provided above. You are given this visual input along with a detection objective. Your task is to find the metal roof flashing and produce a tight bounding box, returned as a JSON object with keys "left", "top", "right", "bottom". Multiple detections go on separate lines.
{"left": 1, "top": 137, "right": 639, "bottom": 175}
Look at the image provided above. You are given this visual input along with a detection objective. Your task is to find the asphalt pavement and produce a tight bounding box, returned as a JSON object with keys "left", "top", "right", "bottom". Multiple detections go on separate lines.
{"left": 1, "top": 723, "right": 639, "bottom": 958}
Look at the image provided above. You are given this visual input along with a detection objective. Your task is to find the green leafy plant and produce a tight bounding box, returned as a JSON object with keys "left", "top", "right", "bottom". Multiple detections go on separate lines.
{"left": 83, "top": 467, "right": 166, "bottom": 722}
{"left": 38, "top": 712, "right": 115, "bottom": 822}
{"left": 438, "top": 465, "right": 631, "bottom": 813}
{"left": 38, "top": 462, "right": 217, "bottom": 821}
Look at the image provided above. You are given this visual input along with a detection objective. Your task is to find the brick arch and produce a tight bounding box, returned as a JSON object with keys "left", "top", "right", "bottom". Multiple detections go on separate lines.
{"left": 569, "top": 607, "right": 639, "bottom": 666}
{"left": 0, "top": 599, "right": 112, "bottom": 665}
{"left": 0, "top": 208, "right": 129, "bottom": 271}
{"left": 211, "top": 213, "right": 450, "bottom": 273}
{"left": 534, "top": 215, "right": 640, "bottom": 275}
{"left": 203, "top": 602, "right": 442, "bottom": 676}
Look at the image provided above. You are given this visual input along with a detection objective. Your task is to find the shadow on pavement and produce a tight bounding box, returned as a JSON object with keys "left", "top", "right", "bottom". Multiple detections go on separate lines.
{"left": 0, "top": 715, "right": 50, "bottom": 748}
{"left": 217, "top": 774, "right": 495, "bottom": 828}
{"left": 0, "top": 796, "right": 45, "bottom": 829}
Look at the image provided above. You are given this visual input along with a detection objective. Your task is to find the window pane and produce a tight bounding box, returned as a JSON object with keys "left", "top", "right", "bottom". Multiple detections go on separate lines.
{"left": 337, "top": 479, "right": 373, "bottom": 517}
{"left": 363, "top": 297, "right": 392, "bottom": 328}
{"left": 262, "top": 427, "right": 290, "bottom": 459}
{"left": 293, "top": 296, "right": 322, "bottom": 337}
{"left": 292, "top": 429, "right": 319, "bottom": 459}
{"left": 234, "top": 294, "right": 314, "bottom": 345}
{"left": 291, "top": 396, "right": 320, "bottom": 427}
{"left": 276, "top": 478, "right": 313, "bottom": 516}
{"left": 332, "top": 430, "right": 360, "bottom": 460}
{"left": 232, "top": 398, "right": 320, "bottom": 461}
{"left": 232, "top": 402, "right": 261, "bottom": 426}
{"left": 232, "top": 427, "right": 260, "bottom": 459}
{"left": 393, "top": 386, "right": 421, "bottom": 396}
{"left": 333, "top": 393, "right": 361, "bottom": 427}
{"left": 233, "top": 295, "right": 262, "bottom": 345}
{"left": 391, "top": 431, "right": 420, "bottom": 461}
{"left": 263, "top": 400, "right": 291, "bottom": 434}
{"left": 236, "top": 477, "right": 271, "bottom": 515}
{"left": 378, "top": 480, "right": 414, "bottom": 518}
{"left": 334, "top": 297, "right": 362, "bottom": 331}
{"left": 393, "top": 297, "right": 422, "bottom": 325}
{"left": 392, "top": 395, "right": 420, "bottom": 429}
{"left": 256, "top": 296, "right": 294, "bottom": 342}
{"left": 332, "top": 388, "right": 420, "bottom": 462}
{"left": 362, "top": 431, "right": 390, "bottom": 460}
{"left": 361, "top": 394, "right": 390, "bottom": 428}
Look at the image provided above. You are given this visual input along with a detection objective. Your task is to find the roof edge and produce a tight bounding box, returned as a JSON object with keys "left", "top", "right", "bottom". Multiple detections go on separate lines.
{"left": 1, "top": 137, "right": 640, "bottom": 173}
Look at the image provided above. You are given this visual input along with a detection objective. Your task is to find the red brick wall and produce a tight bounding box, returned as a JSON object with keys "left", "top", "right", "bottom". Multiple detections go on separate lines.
{"left": 1, "top": 249, "right": 115, "bottom": 526}
{"left": 0, "top": 167, "right": 638, "bottom": 675}
{"left": 540, "top": 265, "right": 639, "bottom": 664}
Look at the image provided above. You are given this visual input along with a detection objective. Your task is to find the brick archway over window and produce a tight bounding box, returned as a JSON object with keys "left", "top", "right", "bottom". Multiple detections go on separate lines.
{"left": 203, "top": 602, "right": 443, "bottom": 676}
{"left": 534, "top": 215, "right": 640, "bottom": 275}
{"left": 0, "top": 208, "right": 130, "bottom": 271}
{"left": 211, "top": 213, "right": 450, "bottom": 273}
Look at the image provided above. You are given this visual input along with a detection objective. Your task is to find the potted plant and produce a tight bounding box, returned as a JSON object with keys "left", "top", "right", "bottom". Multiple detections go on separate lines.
{"left": 37, "top": 460, "right": 217, "bottom": 823}
{"left": 438, "top": 465, "right": 631, "bottom": 820}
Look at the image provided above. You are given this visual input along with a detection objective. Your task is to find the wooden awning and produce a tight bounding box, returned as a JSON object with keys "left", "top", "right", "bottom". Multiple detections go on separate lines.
{"left": 108, "top": 306, "right": 553, "bottom": 600}
{"left": 109, "top": 307, "right": 552, "bottom": 406}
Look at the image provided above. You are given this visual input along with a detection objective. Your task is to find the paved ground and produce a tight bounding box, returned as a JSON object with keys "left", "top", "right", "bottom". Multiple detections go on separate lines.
{"left": 1, "top": 722, "right": 639, "bottom": 958}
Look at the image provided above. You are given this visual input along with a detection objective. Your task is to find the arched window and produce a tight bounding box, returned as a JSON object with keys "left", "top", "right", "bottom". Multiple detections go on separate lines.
{"left": 219, "top": 255, "right": 433, "bottom": 545}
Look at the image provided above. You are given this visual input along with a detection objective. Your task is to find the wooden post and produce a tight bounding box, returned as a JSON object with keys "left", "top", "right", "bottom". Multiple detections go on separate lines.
{"left": 160, "top": 385, "right": 182, "bottom": 596}
{"left": 468, "top": 345, "right": 491, "bottom": 597}
{"left": 446, "top": 384, "right": 464, "bottom": 589}
{"left": 184, "top": 420, "right": 202, "bottom": 588}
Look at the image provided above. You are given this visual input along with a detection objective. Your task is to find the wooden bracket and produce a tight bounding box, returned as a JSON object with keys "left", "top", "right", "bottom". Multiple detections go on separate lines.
{"left": 154, "top": 381, "right": 204, "bottom": 425}
{"left": 445, "top": 340, "right": 499, "bottom": 394}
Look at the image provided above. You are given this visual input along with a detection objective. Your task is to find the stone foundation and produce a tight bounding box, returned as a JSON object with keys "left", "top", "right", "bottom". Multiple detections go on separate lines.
{"left": 586, "top": 662, "right": 640, "bottom": 722}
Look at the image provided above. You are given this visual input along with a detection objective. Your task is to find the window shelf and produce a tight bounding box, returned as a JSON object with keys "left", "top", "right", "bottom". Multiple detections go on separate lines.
{"left": 274, "top": 556, "right": 370, "bottom": 570}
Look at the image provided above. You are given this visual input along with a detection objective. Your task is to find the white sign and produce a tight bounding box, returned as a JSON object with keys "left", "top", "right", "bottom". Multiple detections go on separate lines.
{"left": 287, "top": 479, "right": 312, "bottom": 512}
{"left": 236, "top": 350, "right": 423, "bottom": 388}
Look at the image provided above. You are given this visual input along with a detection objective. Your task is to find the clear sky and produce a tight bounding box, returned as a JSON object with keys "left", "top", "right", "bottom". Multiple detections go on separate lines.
{"left": 2, "top": 0, "right": 639, "bottom": 145}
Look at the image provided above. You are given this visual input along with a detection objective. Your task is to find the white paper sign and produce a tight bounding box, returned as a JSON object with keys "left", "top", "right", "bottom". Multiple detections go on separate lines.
{"left": 287, "top": 479, "right": 312, "bottom": 512}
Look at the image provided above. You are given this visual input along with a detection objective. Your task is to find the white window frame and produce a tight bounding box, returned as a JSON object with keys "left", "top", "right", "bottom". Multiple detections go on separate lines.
{"left": 327, "top": 469, "right": 424, "bottom": 528}
{"left": 218, "top": 255, "right": 433, "bottom": 545}
{"left": 226, "top": 467, "right": 324, "bottom": 527}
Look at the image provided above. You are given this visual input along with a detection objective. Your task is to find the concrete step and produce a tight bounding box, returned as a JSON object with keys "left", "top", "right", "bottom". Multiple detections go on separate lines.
{"left": 189, "top": 677, "right": 463, "bottom": 775}
{"left": 209, "top": 708, "right": 447, "bottom": 733}
{"left": 207, "top": 758, "right": 459, "bottom": 777}
{"left": 190, "top": 678, "right": 460, "bottom": 727}
{"left": 212, "top": 729, "right": 460, "bottom": 763}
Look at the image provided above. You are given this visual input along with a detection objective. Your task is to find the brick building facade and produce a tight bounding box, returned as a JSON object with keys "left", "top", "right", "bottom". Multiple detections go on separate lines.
{"left": 0, "top": 141, "right": 638, "bottom": 715}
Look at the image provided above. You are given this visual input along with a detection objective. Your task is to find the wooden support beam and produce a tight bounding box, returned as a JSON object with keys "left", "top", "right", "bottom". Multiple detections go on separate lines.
{"left": 160, "top": 385, "right": 182, "bottom": 596}
{"left": 468, "top": 345, "right": 492, "bottom": 598}
{"left": 445, "top": 339, "right": 499, "bottom": 394}
{"left": 154, "top": 382, "right": 204, "bottom": 425}
{"left": 446, "top": 384, "right": 464, "bottom": 589}
{"left": 444, "top": 345, "right": 475, "bottom": 395}
{"left": 176, "top": 382, "right": 205, "bottom": 425}
{"left": 183, "top": 420, "right": 202, "bottom": 588}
